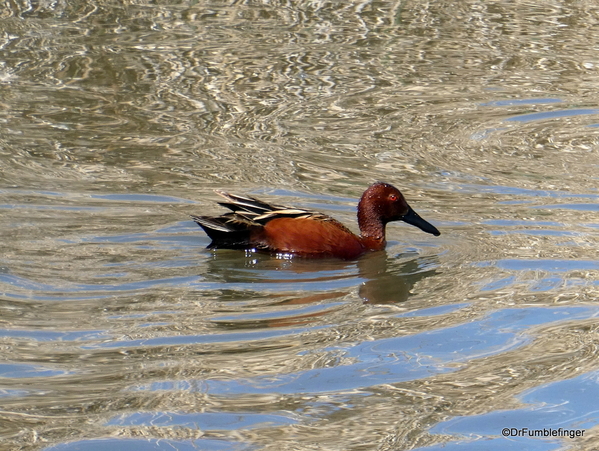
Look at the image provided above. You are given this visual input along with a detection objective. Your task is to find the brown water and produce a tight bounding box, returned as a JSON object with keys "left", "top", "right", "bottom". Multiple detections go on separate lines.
{"left": 2, "top": 1, "right": 599, "bottom": 450}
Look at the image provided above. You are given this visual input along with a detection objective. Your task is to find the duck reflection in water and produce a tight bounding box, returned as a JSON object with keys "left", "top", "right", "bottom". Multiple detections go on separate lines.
{"left": 199, "top": 249, "right": 439, "bottom": 332}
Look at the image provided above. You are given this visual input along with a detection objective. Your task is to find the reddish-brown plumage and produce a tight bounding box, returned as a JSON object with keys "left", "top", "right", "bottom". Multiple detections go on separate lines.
{"left": 191, "top": 182, "right": 440, "bottom": 259}
{"left": 252, "top": 217, "right": 367, "bottom": 259}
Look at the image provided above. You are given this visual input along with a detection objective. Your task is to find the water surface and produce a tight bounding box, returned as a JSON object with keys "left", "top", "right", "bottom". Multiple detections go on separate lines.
{"left": 2, "top": 1, "right": 599, "bottom": 450}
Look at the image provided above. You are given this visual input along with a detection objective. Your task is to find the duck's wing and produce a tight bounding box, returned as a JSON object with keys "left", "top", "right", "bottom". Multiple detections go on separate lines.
{"left": 213, "top": 191, "right": 332, "bottom": 224}
{"left": 214, "top": 191, "right": 287, "bottom": 215}
{"left": 192, "top": 191, "right": 330, "bottom": 248}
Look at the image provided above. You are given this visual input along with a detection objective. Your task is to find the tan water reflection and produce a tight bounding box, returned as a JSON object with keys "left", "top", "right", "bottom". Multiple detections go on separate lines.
{"left": 2, "top": 1, "right": 599, "bottom": 450}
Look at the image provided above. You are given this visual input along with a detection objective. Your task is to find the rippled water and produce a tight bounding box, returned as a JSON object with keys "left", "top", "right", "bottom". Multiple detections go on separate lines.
{"left": 2, "top": 1, "right": 599, "bottom": 450}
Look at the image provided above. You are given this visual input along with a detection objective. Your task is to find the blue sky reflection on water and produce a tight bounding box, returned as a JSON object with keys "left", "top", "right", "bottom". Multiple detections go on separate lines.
{"left": 423, "top": 370, "right": 599, "bottom": 451}
{"left": 129, "top": 307, "right": 598, "bottom": 396}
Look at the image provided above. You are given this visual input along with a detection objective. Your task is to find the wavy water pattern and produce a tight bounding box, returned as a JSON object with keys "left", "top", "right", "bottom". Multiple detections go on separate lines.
{"left": 2, "top": 1, "right": 599, "bottom": 451}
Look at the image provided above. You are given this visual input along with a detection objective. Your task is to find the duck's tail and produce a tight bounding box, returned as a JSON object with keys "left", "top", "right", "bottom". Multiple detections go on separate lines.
{"left": 191, "top": 214, "right": 254, "bottom": 249}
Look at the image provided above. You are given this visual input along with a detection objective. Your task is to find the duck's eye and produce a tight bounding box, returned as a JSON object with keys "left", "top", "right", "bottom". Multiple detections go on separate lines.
{"left": 388, "top": 194, "right": 398, "bottom": 201}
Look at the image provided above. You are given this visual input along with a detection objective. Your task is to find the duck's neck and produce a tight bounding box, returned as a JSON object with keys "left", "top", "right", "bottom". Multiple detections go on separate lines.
{"left": 357, "top": 205, "right": 386, "bottom": 249}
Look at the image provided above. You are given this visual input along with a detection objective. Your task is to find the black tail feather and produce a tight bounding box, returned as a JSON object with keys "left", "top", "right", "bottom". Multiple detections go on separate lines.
{"left": 191, "top": 215, "right": 252, "bottom": 249}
